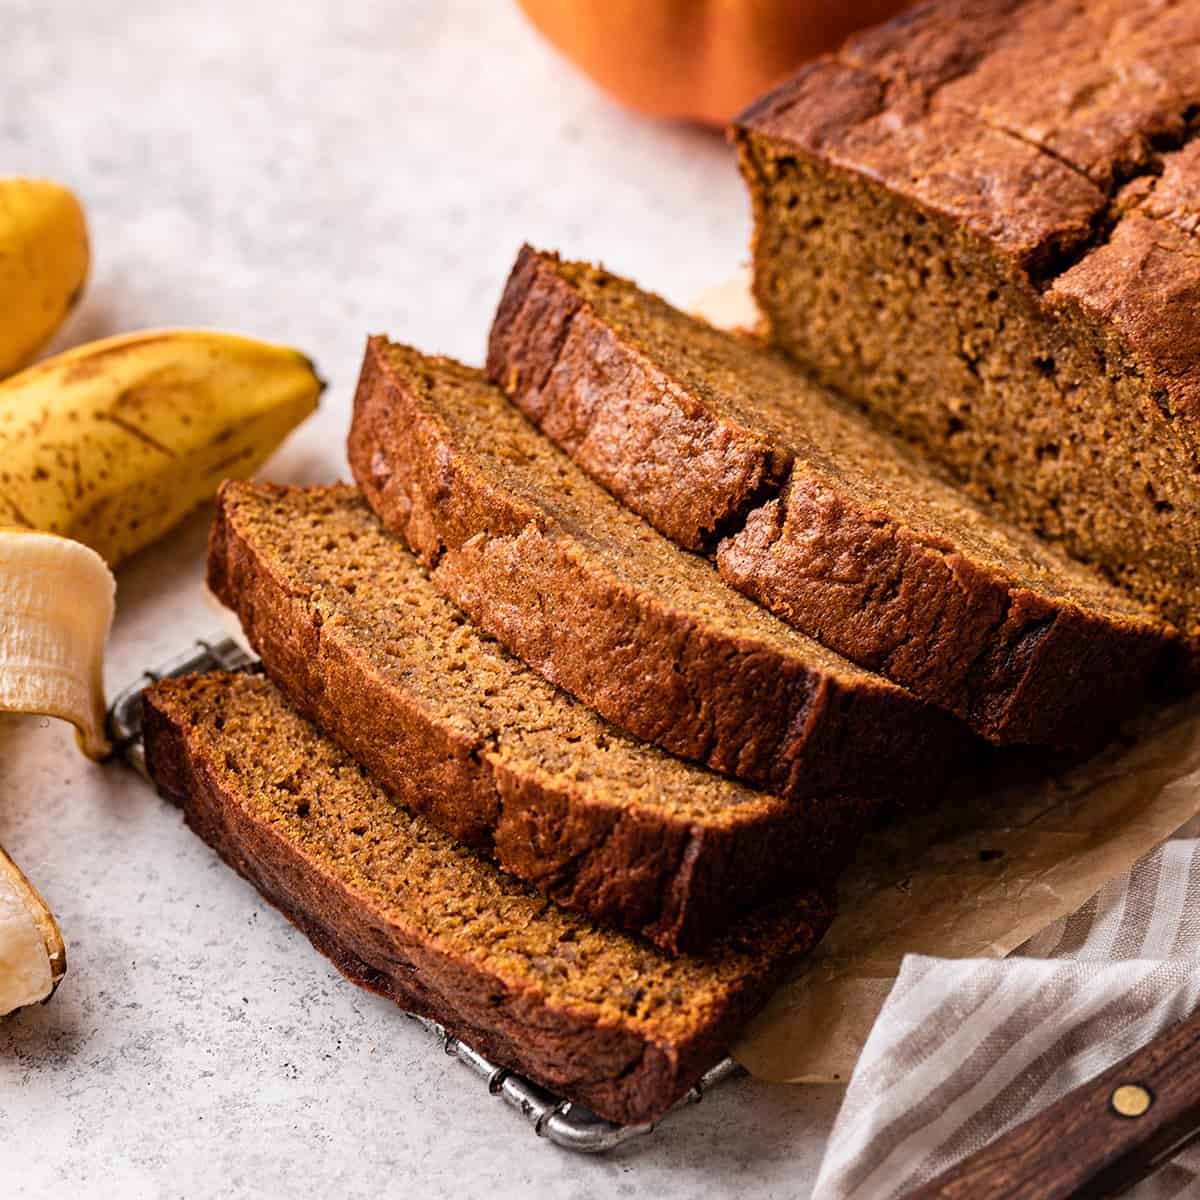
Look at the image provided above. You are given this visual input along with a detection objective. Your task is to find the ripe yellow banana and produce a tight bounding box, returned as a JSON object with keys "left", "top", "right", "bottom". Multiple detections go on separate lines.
{"left": 0, "top": 179, "right": 89, "bottom": 379}
{"left": 0, "top": 844, "right": 66, "bottom": 1016}
{"left": 0, "top": 329, "right": 322, "bottom": 565}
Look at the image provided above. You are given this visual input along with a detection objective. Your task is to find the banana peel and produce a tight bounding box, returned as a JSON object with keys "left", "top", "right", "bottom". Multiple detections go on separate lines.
{"left": 0, "top": 329, "right": 322, "bottom": 566}
{"left": 0, "top": 529, "right": 115, "bottom": 758}
{"left": 0, "top": 179, "right": 90, "bottom": 379}
{"left": 0, "top": 845, "right": 66, "bottom": 1016}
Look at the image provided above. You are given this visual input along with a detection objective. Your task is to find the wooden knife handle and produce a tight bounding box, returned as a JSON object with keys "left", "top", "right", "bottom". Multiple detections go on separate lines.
{"left": 906, "top": 1008, "right": 1200, "bottom": 1199}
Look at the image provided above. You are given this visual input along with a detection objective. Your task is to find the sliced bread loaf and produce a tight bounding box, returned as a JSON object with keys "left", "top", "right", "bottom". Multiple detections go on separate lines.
{"left": 487, "top": 247, "right": 1171, "bottom": 748}
{"left": 732, "top": 0, "right": 1200, "bottom": 647}
{"left": 348, "top": 337, "right": 964, "bottom": 802}
{"left": 208, "top": 480, "right": 855, "bottom": 953}
{"left": 143, "top": 671, "right": 833, "bottom": 1126}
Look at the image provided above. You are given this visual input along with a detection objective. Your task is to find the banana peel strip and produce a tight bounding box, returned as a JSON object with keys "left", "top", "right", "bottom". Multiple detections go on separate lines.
{"left": 0, "top": 529, "right": 115, "bottom": 759}
{"left": 0, "top": 845, "right": 66, "bottom": 1015}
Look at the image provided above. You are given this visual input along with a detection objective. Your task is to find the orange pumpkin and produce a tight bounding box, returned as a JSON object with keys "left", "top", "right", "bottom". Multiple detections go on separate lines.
{"left": 516, "top": 0, "right": 912, "bottom": 127}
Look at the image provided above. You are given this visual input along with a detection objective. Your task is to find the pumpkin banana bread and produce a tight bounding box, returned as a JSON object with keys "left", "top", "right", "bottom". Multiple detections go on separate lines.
{"left": 143, "top": 671, "right": 833, "bottom": 1126}
{"left": 348, "top": 337, "right": 965, "bottom": 803}
{"left": 487, "top": 247, "right": 1171, "bottom": 748}
{"left": 208, "top": 480, "right": 856, "bottom": 953}
{"left": 734, "top": 0, "right": 1200, "bottom": 647}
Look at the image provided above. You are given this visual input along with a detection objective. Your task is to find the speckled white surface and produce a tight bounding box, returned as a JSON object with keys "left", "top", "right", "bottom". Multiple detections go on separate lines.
{"left": 0, "top": 2, "right": 843, "bottom": 1195}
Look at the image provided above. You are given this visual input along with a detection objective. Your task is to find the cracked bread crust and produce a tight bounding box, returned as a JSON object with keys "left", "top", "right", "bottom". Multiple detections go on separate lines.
{"left": 207, "top": 480, "right": 852, "bottom": 953}
{"left": 348, "top": 337, "right": 965, "bottom": 803}
{"left": 734, "top": 0, "right": 1200, "bottom": 646}
{"left": 143, "top": 672, "right": 833, "bottom": 1126}
{"left": 487, "top": 247, "right": 1170, "bottom": 748}
{"left": 740, "top": 0, "right": 1200, "bottom": 276}
{"left": 1048, "top": 141, "right": 1200, "bottom": 436}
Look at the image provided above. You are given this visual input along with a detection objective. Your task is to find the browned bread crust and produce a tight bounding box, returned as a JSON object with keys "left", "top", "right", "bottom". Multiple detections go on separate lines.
{"left": 143, "top": 672, "right": 833, "bottom": 1126}
{"left": 733, "top": 0, "right": 1200, "bottom": 649}
{"left": 348, "top": 337, "right": 965, "bottom": 803}
{"left": 207, "top": 480, "right": 853, "bottom": 953}
{"left": 488, "top": 245, "right": 788, "bottom": 552}
{"left": 488, "top": 247, "right": 1171, "bottom": 748}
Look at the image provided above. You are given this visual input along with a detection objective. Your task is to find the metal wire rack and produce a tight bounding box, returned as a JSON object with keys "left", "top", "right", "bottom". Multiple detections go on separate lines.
{"left": 106, "top": 637, "right": 740, "bottom": 1153}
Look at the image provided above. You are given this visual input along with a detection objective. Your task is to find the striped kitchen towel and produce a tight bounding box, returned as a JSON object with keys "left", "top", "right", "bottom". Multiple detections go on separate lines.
{"left": 815, "top": 817, "right": 1200, "bottom": 1199}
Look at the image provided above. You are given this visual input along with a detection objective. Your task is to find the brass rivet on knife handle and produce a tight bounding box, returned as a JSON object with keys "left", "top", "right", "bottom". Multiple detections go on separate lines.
{"left": 1110, "top": 1084, "right": 1154, "bottom": 1119}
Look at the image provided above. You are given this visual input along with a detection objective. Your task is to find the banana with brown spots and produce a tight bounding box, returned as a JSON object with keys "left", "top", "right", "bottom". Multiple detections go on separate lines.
{"left": 0, "top": 330, "right": 322, "bottom": 565}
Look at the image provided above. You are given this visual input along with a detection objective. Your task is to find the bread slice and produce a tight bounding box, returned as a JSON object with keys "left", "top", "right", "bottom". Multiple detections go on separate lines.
{"left": 732, "top": 0, "right": 1200, "bottom": 648}
{"left": 143, "top": 671, "right": 833, "bottom": 1126}
{"left": 348, "top": 337, "right": 964, "bottom": 803}
{"left": 207, "top": 481, "right": 855, "bottom": 953}
{"left": 487, "top": 247, "right": 1171, "bottom": 748}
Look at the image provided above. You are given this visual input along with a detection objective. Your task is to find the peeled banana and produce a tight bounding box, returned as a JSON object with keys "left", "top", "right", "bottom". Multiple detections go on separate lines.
{"left": 0, "top": 179, "right": 89, "bottom": 379}
{"left": 0, "top": 329, "right": 322, "bottom": 565}
{"left": 0, "top": 844, "right": 66, "bottom": 1016}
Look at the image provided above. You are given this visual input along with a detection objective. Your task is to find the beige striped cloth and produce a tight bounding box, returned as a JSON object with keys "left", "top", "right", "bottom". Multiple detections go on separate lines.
{"left": 815, "top": 815, "right": 1200, "bottom": 1199}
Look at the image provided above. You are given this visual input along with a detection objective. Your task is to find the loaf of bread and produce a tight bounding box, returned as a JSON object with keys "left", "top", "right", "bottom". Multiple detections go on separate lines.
{"left": 143, "top": 671, "right": 833, "bottom": 1125}
{"left": 488, "top": 246, "right": 1170, "bottom": 748}
{"left": 734, "top": 0, "right": 1200, "bottom": 649}
{"left": 208, "top": 480, "right": 854, "bottom": 952}
{"left": 348, "top": 337, "right": 965, "bottom": 803}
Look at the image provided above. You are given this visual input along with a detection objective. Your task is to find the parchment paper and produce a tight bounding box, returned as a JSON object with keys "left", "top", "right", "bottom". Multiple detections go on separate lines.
{"left": 694, "top": 271, "right": 1200, "bottom": 1085}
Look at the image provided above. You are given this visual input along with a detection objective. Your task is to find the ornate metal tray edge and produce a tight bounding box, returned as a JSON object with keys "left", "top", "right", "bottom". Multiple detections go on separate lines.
{"left": 106, "top": 636, "right": 740, "bottom": 1154}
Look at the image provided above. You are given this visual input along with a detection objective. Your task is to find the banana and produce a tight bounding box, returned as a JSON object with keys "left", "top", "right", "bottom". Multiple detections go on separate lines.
{"left": 0, "top": 529, "right": 114, "bottom": 758}
{"left": 0, "top": 844, "right": 66, "bottom": 1016}
{"left": 0, "top": 330, "right": 322, "bottom": 565}
{"left": 0, "top": 179, "right": 90, "bottom": 379}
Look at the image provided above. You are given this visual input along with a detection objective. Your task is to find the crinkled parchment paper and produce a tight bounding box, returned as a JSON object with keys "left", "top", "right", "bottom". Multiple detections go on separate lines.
{"left": 734, "top": 695, "right": 1200, "bottom": 1082}
{"left": 694, "top": 271, "right": 1200, "bottom": 1084}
